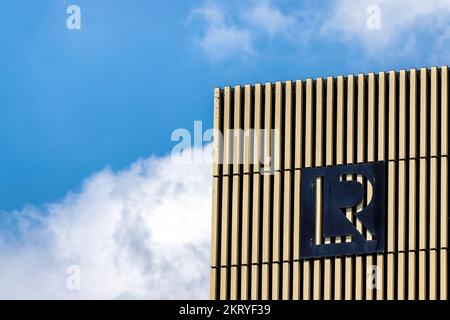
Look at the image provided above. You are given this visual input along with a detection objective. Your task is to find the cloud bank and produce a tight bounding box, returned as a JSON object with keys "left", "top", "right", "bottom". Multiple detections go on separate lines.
{"left": 190, "top": 0, "right": 303, "bottom": 60}
{"left": 0, "top": 146, "right": 213, "bottom": 299}
{"left": 322, "top": 0, "right": 450, "bottom": 57}
{"left": 191, "top": 0, "right": 450, "bottom": 63}
{"left": 190, "top": 5, "right": 253, "bottom": 61}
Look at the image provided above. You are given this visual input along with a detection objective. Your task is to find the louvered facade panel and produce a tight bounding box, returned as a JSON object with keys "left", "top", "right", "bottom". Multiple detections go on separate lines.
{"left": 210, "top": 66, "right": 449, "bottom": 300}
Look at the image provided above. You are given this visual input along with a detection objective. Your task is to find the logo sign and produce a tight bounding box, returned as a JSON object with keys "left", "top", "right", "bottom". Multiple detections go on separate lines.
{"left": 300, "top": 162, "right": 386, "bottom": 258}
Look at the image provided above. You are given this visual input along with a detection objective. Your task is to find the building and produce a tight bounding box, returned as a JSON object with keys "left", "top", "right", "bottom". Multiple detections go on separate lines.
{"left": 210, "top": 66, "right": 448, "bottom": 300}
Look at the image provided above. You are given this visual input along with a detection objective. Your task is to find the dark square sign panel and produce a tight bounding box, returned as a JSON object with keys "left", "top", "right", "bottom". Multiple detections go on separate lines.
{"left": 300, "top": 162, "right": 386, "bottom": 258}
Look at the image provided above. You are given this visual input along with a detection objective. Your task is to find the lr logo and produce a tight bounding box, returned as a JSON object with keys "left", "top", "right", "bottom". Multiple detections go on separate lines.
{"left": 300, "top": 162, "right": 386, "bottom": 258}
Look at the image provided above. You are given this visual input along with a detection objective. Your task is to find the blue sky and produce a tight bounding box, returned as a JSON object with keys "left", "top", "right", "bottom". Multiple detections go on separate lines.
{"left": 0, "top": 0, "right": 207, "bottom": 209}
{"left": 0, "top": 0, "right": 450, "bottom": 299}
{"left": 0, "top": 0, "right": 214, "bottom": 210}
{"left": 2, "top": 0, "right": 449, "bottom": 210}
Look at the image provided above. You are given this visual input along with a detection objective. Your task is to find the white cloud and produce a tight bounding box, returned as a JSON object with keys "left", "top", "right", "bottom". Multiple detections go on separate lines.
{"left": 0, "top": 146, "right": 213, "bottom": 299}
{"left": 190, "top": 0, "right": 302, "bottom": 60}
{"left": 190, "top": 6, "right": 253, "bottom": 61}
{"left": 321, "top": 0, "right": 450, "bottom": 57}
{"left": 246, "top": 0, "right": 298, "bottom": 39}
{"left": 191, "top": 0, "right": 450, "bottom": 63}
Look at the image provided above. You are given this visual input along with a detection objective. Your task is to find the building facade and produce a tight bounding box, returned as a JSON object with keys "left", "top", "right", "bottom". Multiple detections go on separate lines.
{"left": 210, "top": 67, "right": 448, "bottom": 300}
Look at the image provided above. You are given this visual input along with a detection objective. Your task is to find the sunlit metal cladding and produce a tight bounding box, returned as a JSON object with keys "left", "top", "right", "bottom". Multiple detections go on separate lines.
{"left": 211, "top": 67, "right": 449, "bottom": 300}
